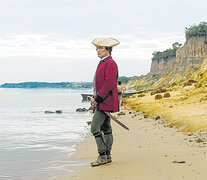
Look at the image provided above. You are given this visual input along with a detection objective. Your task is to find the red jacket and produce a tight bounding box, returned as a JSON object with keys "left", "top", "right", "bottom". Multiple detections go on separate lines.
{"left": 94, "top": 56, "right": 119, "bottom": 112}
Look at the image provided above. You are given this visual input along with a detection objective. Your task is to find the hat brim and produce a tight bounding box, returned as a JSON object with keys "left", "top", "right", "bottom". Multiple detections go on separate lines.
{"left": 92, "top": 38, "right": 120, "bottom": 47}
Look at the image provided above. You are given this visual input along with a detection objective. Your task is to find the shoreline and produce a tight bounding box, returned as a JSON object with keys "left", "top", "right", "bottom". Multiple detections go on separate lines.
{"left": 52, "top": 107, "right": 207, "bottom": 180}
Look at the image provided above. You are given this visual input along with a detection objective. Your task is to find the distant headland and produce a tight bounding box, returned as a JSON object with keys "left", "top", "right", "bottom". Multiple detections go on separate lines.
{"left": 0, "top": 82, "right": 93, "bottom": 89}
{"left": 0, "top": 76, "right": 133, "bottom": 89}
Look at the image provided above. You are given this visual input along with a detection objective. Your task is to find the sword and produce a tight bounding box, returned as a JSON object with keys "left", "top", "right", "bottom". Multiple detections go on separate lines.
{"left": 104, "top": 111, "right": 129, "bottom": 131}
{"left": 87, "top": 96, "right": 129, "bottom": 131}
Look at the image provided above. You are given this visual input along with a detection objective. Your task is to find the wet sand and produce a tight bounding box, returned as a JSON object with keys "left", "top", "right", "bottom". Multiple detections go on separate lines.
{"left": 52, "top": 108, "right": 207, "bottom": 180}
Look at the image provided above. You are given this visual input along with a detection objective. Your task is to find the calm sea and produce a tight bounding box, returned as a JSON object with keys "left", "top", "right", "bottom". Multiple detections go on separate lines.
{"left": 0, "top": 88, "right": 92, "bottom": 180}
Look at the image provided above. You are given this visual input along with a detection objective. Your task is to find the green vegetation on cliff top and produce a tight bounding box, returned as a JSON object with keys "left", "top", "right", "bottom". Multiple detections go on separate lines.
{"left": 185, "top": 22, "right": 207, "bottom": 39}
{"left": 152, "top": 42, "right": 182, "bottom": 61}
{"left": 152, "top": 22, "right": 207, "bottom": 61}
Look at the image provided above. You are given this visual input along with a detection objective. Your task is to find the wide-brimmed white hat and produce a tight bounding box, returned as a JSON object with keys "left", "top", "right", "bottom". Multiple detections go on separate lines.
{"left": 92, "top": 37, "right": 120, "bottom": 47}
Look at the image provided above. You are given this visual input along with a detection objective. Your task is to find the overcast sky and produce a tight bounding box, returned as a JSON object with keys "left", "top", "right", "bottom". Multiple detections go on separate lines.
{"left": 0, "top": 0, "right": 206, "bottom": 84}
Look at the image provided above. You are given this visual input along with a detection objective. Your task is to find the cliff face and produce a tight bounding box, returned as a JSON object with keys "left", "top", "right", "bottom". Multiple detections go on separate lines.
{"left": 150, "top": 57, "right": 176, "bottom": 75}
{"left": 176, "top": 36, "right": 207, "bottom": 60}
{"left": 150, "top": 36, "right": 207, "bottom": 76}
{"left": 126, "top": 35, "right": 207, "bottom": 90}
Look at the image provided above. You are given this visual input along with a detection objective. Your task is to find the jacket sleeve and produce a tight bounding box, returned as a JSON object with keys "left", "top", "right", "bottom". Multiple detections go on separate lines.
{"left": 95, "top": 61, "right": 117, "bottom": 104}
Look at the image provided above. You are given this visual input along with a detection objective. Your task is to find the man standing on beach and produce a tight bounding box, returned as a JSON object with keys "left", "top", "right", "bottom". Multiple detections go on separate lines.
{"left": 90, "top": 37, "right": 120, "bottom": 167}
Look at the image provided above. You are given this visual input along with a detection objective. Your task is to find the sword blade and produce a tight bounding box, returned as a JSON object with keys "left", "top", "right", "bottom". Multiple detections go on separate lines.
{"left": 104, "top": 112, "right": 129, "bottom": 131}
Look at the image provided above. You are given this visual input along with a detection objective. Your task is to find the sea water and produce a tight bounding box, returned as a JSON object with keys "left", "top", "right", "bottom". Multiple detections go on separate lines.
{"left": 0, "top": 88, "right": 92, "bottom": 180}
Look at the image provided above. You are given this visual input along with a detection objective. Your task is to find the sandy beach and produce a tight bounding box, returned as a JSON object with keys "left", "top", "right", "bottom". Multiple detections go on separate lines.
{"left": 52, "top": 104, "right": 207, "bottom": 180}
{"left": 52, "top": 46, "right": 207, "bottom": 180}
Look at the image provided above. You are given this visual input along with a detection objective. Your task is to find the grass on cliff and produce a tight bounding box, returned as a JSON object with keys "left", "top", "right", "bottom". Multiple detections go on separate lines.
{"left": 152, "top": 42, "right": 182, "bottom": 61}
{"left": 185, "top": 22, "right": 207, "bottom": 39}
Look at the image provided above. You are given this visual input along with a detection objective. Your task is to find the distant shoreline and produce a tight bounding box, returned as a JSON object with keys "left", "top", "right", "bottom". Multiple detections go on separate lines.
{"left": 0, "top": 82, "right": 93, "bottom": 89}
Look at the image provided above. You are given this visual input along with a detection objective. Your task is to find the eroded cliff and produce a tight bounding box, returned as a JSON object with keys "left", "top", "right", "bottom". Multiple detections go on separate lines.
{"left": 150, "top": 36, "right": 207, "bottom": 76}
{"left": 126, "top": 35, "right": 207, "bottom": 90}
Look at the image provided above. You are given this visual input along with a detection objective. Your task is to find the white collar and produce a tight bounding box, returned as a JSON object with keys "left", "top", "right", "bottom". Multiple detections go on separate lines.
{"left": 100, "top": 56, "right": 110, "bottom": 61}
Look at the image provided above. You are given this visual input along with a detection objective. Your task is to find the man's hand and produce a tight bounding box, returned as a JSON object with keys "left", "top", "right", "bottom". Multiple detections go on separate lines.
{"left": 90, "top": 98, "right": 98, "bottom": 107}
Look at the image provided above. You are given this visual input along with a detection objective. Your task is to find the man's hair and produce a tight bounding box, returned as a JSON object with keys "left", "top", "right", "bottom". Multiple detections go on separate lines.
{"left": 105, "top": 47, "right": 112, "bottom": 55}
{"left": 118, "top": 81, "right": 121, "bottom": 85}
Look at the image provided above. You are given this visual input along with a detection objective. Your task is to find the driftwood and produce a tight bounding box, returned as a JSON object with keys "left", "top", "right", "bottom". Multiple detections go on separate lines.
{"left": 81, "top": 90, "right": 151, "bottom": 101}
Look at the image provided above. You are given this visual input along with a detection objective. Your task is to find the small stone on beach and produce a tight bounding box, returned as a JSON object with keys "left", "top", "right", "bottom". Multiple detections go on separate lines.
{"left": 117, "top": 112, "right": 126, "bottom": 115}
{"left": 138, "top": 94, "right": 145, "bottom": 97}
{"left": 187, "top": 133, "right": 193, "bottom": 136}
{"left": 155, "top": 94, "right": 162, "bottom": 100}
{"left": 163, "top": 92, "right": 171, "bottom": 98}
{"left": 155, "top": 116, "right": 160, "bottom": 120}
{"left": 195, "top": 138, "right": 204, "bottom": 143}
{"left": 172, "top": 161, "right": 186, "bottom": 163}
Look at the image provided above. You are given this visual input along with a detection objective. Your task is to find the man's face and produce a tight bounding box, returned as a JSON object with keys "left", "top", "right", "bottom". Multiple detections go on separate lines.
{"left": 96, "top": 46, "right": 110, "bottom": 59}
